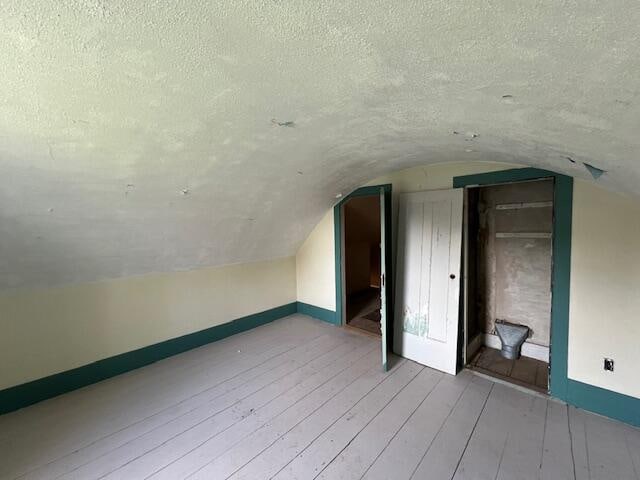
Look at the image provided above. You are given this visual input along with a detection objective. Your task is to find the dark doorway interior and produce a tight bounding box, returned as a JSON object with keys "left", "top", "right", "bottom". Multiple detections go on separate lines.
{"left": 344, "top": 196, "right": 381, "bottom": 336}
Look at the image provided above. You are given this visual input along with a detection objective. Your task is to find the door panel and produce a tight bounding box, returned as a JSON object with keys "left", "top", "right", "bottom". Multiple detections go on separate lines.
{"left": 380, "top": 188, "right": 388, "bottom": 371}
{"left": 400, "top": 199, "right": 425, "bottom": 337}
{"left": 427, "top": 200, "right": 453, "bottom": 343}
{"left": 394, "top": 189, "right": 463, "bottom": 375}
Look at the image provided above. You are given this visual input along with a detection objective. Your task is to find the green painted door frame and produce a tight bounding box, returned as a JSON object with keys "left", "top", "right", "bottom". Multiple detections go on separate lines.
{"left": 331, "top": 169, "right": 639, "bottom": 427}
{"left": 334, "top": 184, "right": 393, "bottom": 352}
{"left": 453, "top": 168, "right": 573, "bottom": 401}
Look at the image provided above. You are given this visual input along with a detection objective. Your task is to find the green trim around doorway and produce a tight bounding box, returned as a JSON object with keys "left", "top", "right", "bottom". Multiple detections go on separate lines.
{"left": 334, "top": 185, "right": 393, "bottom": 352}
{"left": 453, "top": 167, "right": 573, "bottom": 402}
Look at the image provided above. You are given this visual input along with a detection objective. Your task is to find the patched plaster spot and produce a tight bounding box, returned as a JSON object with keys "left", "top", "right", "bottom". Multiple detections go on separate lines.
{"left": 163, "top": 139, "right": 185, "bottom": 153}
{"left": 501, "top": 94, "right": 515, "bottom": 104}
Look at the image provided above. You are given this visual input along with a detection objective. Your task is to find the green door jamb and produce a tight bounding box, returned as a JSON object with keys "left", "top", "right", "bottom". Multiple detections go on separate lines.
{"left": 453, "top": 168, "right": 573, "bottom": 401}
{"left": 334, "top": 184, "right": 393, "bottom": 356}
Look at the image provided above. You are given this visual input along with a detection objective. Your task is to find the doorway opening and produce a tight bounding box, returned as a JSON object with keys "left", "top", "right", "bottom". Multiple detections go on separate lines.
{"left": 343, "top": 197, "right": 381, "bottom": 335}
{"left": 343, "top": 195, "right": 382, "bottom": 336}
{"left": 335, "top": 184, "right": 392, "bottom": 371}
{"left": 463, "top": 178, "right": 554, "bottom": 393}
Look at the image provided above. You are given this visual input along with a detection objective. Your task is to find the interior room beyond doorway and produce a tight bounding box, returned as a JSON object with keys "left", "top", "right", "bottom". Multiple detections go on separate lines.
{"left": 344, "top": 195, "right": 381, "bottom": 336}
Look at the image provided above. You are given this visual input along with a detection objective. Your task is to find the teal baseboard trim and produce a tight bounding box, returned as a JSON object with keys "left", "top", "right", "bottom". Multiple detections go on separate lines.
{"left": 0, "top": 302, "right": 297, "bottom": 416}
{"left": 567, "top": 379, "right": 640, "bottom": 428}
{"left": 296, "top": 302, "right": 338, "bottom": 325}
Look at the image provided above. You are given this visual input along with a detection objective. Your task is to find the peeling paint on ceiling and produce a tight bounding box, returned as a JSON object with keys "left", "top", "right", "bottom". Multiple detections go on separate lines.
{"left": 1, "top": 1, "right": 639, "bottom": 291}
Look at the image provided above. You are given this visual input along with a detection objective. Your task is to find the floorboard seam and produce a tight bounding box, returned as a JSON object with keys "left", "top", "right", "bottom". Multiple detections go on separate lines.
{"left": 493, "top": 435, "right": 509, "bottom": 480}
{"left": 450, "top": 382, "right": 494, "bottom": 480}
{"left": 308, "top": 361, "right": 418, "bottom": 480}
{"left": 624, "top": 432, "right": 640, "bottom": 480}
{"left": 583, "top": 412, "right": 592, "bottom": 480}
{"left": 566, "top": 405, "right": 578, "bottom": 480}
{"left": 358, "top": 371, "right": 444, "bottom": 480}
{"left": 408, "top": 375, "right": 475, "bottom": 480}
{"left": 539, "top": 399, "right": 549, "bottom": 473}
{"left": 269, "top": 363, "right": 424, "bottom": 480}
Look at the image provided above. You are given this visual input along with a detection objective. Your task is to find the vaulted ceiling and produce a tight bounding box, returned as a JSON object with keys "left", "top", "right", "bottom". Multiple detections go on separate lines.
{"left": 1, "top": 1, "right": 639, "bottom": 291}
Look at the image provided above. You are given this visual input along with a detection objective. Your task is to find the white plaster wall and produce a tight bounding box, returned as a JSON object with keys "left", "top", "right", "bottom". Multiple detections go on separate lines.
{"left": 295, "top": 210, "right": 335, "bottom": 311}
{"left": 568, "top": 181, "right": 640, "bottom": 399}
{"left": 296, "top": 162, "right": 640, "bottom": 400}
{"left": 0, "top": 257, "right": 296, "bottom": 390}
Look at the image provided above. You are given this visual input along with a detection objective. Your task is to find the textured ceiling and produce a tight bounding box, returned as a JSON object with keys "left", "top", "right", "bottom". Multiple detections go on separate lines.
{"left": 1, "top": 1, "right": 639, "bottom": 291}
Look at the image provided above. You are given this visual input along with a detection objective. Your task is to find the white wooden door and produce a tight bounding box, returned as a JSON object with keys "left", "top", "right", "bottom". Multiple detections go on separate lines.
{"left": 393, "top": 189, "right": 464, "bottom": 374}
{"left": 379, "top": 188, "right": 388, "bottom": 371}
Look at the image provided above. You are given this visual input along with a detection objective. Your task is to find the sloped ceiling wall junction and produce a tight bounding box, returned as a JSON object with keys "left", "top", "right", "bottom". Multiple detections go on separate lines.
{"left": 1, "top": 1, "right": 639, "bottom": 291}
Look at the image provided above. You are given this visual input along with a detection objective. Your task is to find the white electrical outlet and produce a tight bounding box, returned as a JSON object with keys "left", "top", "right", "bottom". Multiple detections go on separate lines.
{"left": 604, "top": 358, "right": 614, "bottom": 372}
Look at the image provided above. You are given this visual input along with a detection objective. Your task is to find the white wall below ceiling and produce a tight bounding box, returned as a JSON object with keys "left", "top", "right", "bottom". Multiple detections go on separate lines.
{"left": 296, "top": 161, "right": 640, "bottom": 400}
{"left": 0, "top": 256, "right": 296, "bottom": 391}
{"left": 296, "top": 209, "right": 336, "bottom": 311}
{"left": 568, "top": 181, "right": 640, "bottom": 398}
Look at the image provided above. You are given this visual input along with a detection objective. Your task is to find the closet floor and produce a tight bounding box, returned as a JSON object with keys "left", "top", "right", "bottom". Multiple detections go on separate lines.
{"left": 469, "top": 346, "right": 549, "bottom": 393}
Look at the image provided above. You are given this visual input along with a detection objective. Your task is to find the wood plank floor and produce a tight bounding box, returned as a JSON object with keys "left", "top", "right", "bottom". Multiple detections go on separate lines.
{"left": 1, "top": 315, "right": 638, "bottom": 480}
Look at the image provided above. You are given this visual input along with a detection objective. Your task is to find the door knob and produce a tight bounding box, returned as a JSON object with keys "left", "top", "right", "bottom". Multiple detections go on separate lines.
{"left": 450, "top": 274, "right": 456, "bottom": 279}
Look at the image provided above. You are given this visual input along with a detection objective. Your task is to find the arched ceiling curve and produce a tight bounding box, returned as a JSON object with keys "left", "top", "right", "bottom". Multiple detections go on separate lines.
{"left": 1, "top": 1, "right": 639, "bottom": 291}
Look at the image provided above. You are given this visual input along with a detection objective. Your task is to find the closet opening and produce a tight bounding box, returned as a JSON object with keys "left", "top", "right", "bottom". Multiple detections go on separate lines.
{"left": 463, "top": 178, "right": 553, "bottom": 393}
{"left": 343, "top": 195, "right": 382, "bottom": 336}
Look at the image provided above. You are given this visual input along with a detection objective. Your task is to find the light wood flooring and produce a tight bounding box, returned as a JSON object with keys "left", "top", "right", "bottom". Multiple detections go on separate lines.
{"left": 1, "top": 315, "right": 639, "bottom": 480}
